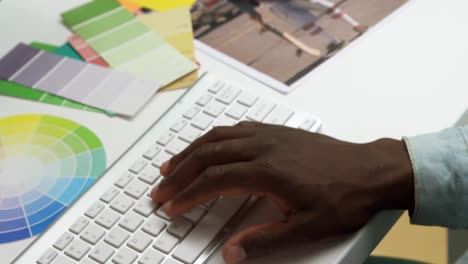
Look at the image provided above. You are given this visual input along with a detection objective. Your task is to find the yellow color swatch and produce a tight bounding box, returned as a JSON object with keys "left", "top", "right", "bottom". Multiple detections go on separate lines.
{"left": 139, "top": 7, "right": 198, "bottom": 90}
{"left": 129, "top": 0, "right": 195, "bottom": 11}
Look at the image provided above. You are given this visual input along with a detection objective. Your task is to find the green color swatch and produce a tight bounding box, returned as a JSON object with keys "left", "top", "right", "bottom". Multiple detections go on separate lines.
{"left": 61, "top": 0, "right": 197, "bottom": 87}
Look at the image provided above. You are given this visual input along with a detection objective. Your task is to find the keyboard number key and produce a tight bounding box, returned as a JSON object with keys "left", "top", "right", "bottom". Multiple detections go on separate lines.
{"left": 170, "top": 119, "right": 189, "bottom": 133}
{"left": 299, "top": 117, "right": 317, "bottom": 131}
{"left": 196, "top": 93, "right": 213, "bottom": 107}
{"left": 183, "top": 106, "right": 201, "bottom": 120}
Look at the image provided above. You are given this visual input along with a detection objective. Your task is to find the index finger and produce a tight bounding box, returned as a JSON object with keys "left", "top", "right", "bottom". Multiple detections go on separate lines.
{"left": 160, "top": 124, "right": 260, "bottom": 176}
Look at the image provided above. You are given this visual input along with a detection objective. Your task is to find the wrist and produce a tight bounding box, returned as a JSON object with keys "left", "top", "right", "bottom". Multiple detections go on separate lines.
{"left": 367, "top": 138, "right": 415, "bottom": 212}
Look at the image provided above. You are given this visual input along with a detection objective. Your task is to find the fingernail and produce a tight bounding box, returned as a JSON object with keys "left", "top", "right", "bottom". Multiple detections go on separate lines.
{"left": 150, "top": 186, "right": 159, "bottom": 198}
{"left": 163, "top": 200, "right": 173, "bottom": 213}
{"left": 225, "top": 246, "right": 247, "bottom": 264}
{"left": 160, "top": 160, "right": 170, "bottom": 174}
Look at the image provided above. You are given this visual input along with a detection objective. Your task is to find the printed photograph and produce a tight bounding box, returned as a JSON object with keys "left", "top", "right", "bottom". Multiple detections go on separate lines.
{"left": 191, "top": 0, "right": 408, "bottom": 85}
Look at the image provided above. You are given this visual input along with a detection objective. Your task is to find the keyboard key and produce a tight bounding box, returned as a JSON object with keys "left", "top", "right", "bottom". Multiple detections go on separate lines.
{"left": 178, "top": 126, "right": 201, "bottom": 143}
{"left": 138, "top": 165, "right": 160, "bottom": 185}
{"left": 246, "top": 100, "right": 276, "bottom": 122}
{"left": 129, "top": 158, "right": 148, "bottom": 174}
{"left": 162, "top": 258, "right": 182, "bottom": 264}
{"left": 65, "top": 240, "right": 90, "bottom": 261}
{"left": 196, "top": 93, "right": 213, "bottom": 107}
{"left": 89, "top": 242, "right": 115, "bottom": 263}
{"left": 183, "top": 106, "right": 201, "bottom": 120}
{"left": 183, "top": 206, "right": 207, "bottom": 223}
{"left": 203, "top": 101, "right": 225, "bottom": 118}
{"left": 143, "top": 144, "right": 162, "bottom": 160}
{"left": 138, "top": 248, "right": 164, "bottom": 264}
{"left": 208, "top": 80, "right": 224, "bottom": 94}
{"left": 165, "top": 139, "right": 189, "bottom": 155}
{"left": 37, "top": 248, "right": 58, "bottom": 264}
{"left": 264, "top": 106, "right": 294, "bottom": 125}
{"left": 119, "top": 212, "right": 144, "bottom": 232}
{"left": 216, "top": 85, "right": 241, "bottom": 105}
{"left": 127, "top": 231, "right": 153, "bottom": 253}
{"left": 50, "top": 256, "right": 74, "bottom": 264}
{"left": 237, "top": 92, "right": 258, "bottom": 107}
{"left": 80, "top": 223, "right": 106, "bottom": 245}
{"left": 156, "top": 207, "right": 173, "bottom": 221}
{"left": 299, "top": 117, "right": 317, "bottom": 131}
{"left": 100, "top": 186, "right": 120, "bottom": 203}
{"left": 81, "top": 258, "right": 98, "bottom": 264}
{"left": 96, "top": 209, "right": 121, "bottom": 229}
{"left": 125, "top": 180, "right": 148, "bottom": 199}
{"left": 110, "top": 194, "right": 135, "bottom": 214}
{"left": 134, "top": 197, "right": 156, "bottom": 217}
{"left": 69, "top": 216, "right": 89, "bottom": 235}
{"left": 191, "top": 113, "right": 213, "bottom": 131}
{"left": 105, "top": 227, "right": 130, "bottom": 248}
{"left": 142, "top": 215, "right": 166, "bottom": 236}
{"left": 225, "top": 103, "right": 248, "bottom": 120}
{"left": 153, "top": 232, "right": 178, "bottom": 254}
{"left": 112, "top": 247, "right": 138, "bottom": 264}
{"left": 172, "top": 196, "right": 248, "bottom": 264}
{"left": 53, "top": 232, "right": 74, "bottom": 251}
{"left": 157, "top": 131, "right": 175, "bottom": 146}
{"left": 167, "top": 217, "right": 193, "bottom": 238}
{"left": 152, "top": 151, "right": 173, "bottom": 168}
{"left": 170, "top": 119, "right": 189, "bottom": 133}
{"left": 213, "top": 115, "right": 237, "bottom": 127}
{"left": 85, "top": 201, "right": 105, "bottom": 219}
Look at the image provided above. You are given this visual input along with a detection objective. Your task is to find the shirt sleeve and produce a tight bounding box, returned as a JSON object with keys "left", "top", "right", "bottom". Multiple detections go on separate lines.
{"left": 403, "top": 126, "right": 468, "bottom": 228}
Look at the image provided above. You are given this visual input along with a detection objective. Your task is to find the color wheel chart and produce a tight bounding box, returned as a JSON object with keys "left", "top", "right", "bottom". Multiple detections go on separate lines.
{"left": 0, "top": 114, "right": 106, "bottom": 243}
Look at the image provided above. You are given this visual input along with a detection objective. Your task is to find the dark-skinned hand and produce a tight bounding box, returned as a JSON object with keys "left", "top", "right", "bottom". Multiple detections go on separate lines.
{"left": 151, "top": 122, "right": 414, "bottom": 264}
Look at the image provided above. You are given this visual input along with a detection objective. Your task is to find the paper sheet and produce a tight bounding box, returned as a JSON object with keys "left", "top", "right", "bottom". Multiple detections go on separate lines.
{"left": 0, "top": 43, "right": 160, "bottom": 116}
{"left": 62, "top": 0, "right": 197, "bottom": 87}
{"left": 0, "top": 43, "right": 105, "bottom": 114}
{"left": 139, "top": 7, "right": 198, "bottom": 90}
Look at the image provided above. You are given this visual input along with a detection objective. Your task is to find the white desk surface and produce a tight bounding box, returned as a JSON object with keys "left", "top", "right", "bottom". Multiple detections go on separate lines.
{"left": 1, "top": 0, "right": 467, "bottom": 263}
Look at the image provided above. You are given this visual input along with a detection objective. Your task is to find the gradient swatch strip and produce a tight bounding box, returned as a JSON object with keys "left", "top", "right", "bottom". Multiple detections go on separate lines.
{"left": 0, "top": 43, "right": 106, "bottom": 114}
{"left": 61, "top": 0, "right": 197, "bottom": 87}
{"left": 0, "top": 43, "right": 159, "bottom": 116}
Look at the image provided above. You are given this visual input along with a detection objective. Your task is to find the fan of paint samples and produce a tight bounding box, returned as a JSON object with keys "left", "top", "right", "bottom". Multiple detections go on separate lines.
{"left": 0, "top": 44, "right": 159, "bottom": 116}
{"left": 0, "top": 114, "right": 106, "bottom": 243}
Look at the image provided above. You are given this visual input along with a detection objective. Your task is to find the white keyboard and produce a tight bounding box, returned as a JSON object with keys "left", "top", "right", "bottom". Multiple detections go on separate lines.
{"left": 15, "top": 73, "right": 321, "bottom": 264}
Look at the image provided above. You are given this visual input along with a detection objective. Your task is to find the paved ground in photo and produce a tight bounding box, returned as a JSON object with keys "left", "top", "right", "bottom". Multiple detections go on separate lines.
{"left": 195, "top": 0, "right": 408, "bottom": 84}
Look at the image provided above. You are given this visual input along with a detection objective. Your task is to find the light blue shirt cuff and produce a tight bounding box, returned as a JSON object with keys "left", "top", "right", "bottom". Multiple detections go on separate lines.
{"left": 404, "top": 126, "right": 468, "bottom": 228}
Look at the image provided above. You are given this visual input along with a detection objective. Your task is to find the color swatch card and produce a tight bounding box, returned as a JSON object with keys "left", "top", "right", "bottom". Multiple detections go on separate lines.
{"left": 139, "top": 8, "right": 198, "bottom": 90}
{"left": 0, "top": 43, "right": 106, "bottom": 114}
{"left": 128, "top": 0, "right": 195, "bottom": 11}
{"left": 68, "top": 35, "right": 110, "bottom": 67}
{"left": 0, "top": 43, "right": 159, "bottom": 116}
{"left": 62, "top": 0, "right": 197, "bottom": 87}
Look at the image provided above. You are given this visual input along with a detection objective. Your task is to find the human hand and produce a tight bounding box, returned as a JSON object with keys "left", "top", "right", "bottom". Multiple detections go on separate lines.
{"left": 151, "top": 122, "right": 414, "bottom": 263}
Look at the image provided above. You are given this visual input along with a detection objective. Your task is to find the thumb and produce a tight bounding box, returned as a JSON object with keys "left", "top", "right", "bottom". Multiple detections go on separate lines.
{"left": 222, "top": 213, "right": 314, "bottom": 264}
